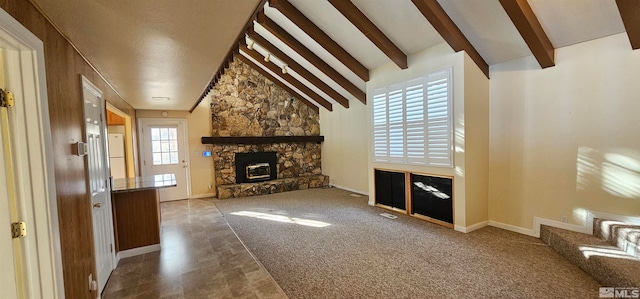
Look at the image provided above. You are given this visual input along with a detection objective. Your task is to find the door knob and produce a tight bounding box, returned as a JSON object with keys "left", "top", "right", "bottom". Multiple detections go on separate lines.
{"left": 93, "top": 202, "right": 102, "bottom": 208}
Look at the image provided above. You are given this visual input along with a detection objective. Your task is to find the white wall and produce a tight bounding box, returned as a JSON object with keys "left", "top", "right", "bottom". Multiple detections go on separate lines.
{"left": 320, "top": 99, "right": 369, "bottom": 194}
{"left": 489, "top": 33, "right": 640, "bottom": 230}
{"left": 366, "top": 43, "right": 478, "bottom": 228}
{"left": 463, "top": 54, "right": 490, "bottom": 226}
{"left": 187, "top": 100, "right": 215, "bottom": 197}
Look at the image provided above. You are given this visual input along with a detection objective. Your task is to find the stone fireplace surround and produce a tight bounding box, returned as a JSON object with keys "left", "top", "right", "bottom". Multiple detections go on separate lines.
{"left": 209, "top": 142, "right": 328, "bottom": 199}
{"left": 205, "top": 58, "right": 329, "bottom": 199}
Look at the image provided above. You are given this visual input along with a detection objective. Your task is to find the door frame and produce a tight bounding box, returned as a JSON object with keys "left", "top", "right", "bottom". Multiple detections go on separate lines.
{"left": 106, "top": 103, "right": 137, "bottom": 178}
{"left": 0, "top": 7, "right": 63, "bottom": 298}
{"left": 138, "top": 117, "right": 191, "bottom": 198}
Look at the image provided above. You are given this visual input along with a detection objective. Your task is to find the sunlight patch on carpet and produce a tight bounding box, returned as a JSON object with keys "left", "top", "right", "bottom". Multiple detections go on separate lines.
{"left": 578, "top": 245, "right": 639, "bottom": 261}
{"left": 231, "top": 211, "right": 331, "bottom": 228}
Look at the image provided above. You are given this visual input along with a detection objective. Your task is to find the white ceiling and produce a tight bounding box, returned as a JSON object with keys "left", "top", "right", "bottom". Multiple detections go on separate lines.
{"left": 31, "top": 0, "right": 631, "bottom": 111}
{"left": 528, "top": 0, "right": 625, "bottom": 48}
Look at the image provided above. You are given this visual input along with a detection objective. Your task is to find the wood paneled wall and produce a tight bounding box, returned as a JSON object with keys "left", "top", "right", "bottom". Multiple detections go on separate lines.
{"left": 0, "top": 1, "right": 136, "bottom": 298}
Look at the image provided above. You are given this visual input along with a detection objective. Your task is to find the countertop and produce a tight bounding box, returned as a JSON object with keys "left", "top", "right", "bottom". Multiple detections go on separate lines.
{"left": 112, "top": 173, "right": 177, "bottom": 193}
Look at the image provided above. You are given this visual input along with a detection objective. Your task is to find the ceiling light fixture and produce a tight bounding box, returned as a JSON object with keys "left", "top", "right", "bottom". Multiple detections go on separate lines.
{"left": 247, "top": 40, "right": 255, "bottom": 50}
{"left": 264, "top": 53, "right": 270, "bottom": 63}
{"left": 282, "top": 65, "right": 288, "bottom": 74}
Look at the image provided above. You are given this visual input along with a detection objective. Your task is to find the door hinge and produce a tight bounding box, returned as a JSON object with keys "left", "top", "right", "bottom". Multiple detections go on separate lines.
{"left": 0, "top": 89, "right": 14, "bottom": 108}
{"left": 110, "top": 243, "right": 113, "bottom": 253}
{"left": 11, "top": 221, "right": 26, "bottom": 238}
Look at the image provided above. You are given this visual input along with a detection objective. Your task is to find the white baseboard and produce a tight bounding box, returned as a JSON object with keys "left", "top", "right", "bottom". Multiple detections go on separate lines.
{"left": 454, "top": 220, "right": 489, "bottom": 233}
{"left": 116, "top": 244, "right": 160, "bottom": 260}
{"left": 488, "top": 220, "right": 536, "bottom": 237}
{"left": 489, "top": 211, "right": 640, "bottom": 238}
{"left": 189, "top": 193, "right": 215, "bottom": 199}
{"left": 331, "top": 184, "right": 369, "bottom": 196}
{"left": 532, "top": 217, "right": 591, "bottom": 238}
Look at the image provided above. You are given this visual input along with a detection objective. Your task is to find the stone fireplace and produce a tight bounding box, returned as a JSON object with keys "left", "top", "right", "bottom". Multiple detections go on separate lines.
{"left": 204, "top": 58, "right": 328, "bottom": 199}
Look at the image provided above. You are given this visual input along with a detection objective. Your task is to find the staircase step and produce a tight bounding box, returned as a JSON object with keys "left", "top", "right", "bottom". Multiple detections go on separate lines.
{"left": 541, "top": 225, "right": 640, "bottom": 287}
{"left": 593, "top": 218, "right": 640, "bottom": 258}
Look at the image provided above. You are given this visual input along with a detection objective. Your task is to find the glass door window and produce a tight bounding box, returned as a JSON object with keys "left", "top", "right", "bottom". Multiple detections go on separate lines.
{"left": 151, "top": 128, "right": 179, "bottom": 165}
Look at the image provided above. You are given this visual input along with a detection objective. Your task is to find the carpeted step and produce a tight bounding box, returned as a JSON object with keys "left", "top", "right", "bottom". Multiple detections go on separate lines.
{"left": 593, "top": 218, "right": 640, "bottom": 258}
{"left": 540, "top": 225, "right": 640, "bottom": 287}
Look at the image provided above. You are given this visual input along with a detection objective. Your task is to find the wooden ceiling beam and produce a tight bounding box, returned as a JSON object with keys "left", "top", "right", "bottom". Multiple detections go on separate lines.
{"left": 235, "top": 53, "right": 320, "bottom": 113}
{"left": 240, "top": 44, "right": 333, "bottom": 111}
{"left": 247, "top": 28, "right": 352, "bottom": 107}
{"left": 269, "top": 0, "right": 370, "bottom": 81}
{"left": 328, "top": 0, "right": 407, "bottom": 69}
{"left": 255, "top": 12, "right": 366, "bottom": 104}
{"left": 499, "top": 0, "right": 555, "bottom": 68}
{"left": 616, "top": 0, "right": 640, "bottom": 50}
{"left": 410, "top": 0, "right": 489, "bottom": 78}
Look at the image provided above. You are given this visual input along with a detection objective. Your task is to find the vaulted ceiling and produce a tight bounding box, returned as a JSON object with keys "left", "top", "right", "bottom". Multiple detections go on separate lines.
{"left": 30, "top": 0, "right": 637, "bottom": 112}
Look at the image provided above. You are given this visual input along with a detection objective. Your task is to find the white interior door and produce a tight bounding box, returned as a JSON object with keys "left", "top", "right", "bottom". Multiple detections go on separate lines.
{"left": 140, "top": 118, "right": 189, "bottom": 201}
{"left": 82, "top": 76, "right": 114, "bottom": 294}
{"left": 0, "top": 88, "right": 20, "bottom": 299}
{"left": 0, "top": 8, "right": 63, "bottom": 298}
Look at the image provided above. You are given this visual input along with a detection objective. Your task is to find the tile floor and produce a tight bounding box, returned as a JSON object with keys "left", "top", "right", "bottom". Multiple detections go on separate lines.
{"left": 102, "top": 199, "right": 287, "bottom": 299}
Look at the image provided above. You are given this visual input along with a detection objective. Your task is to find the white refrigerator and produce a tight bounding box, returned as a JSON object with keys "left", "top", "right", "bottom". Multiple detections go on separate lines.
{"left": 108, "top": 133, "right": 126, "bottom": 179}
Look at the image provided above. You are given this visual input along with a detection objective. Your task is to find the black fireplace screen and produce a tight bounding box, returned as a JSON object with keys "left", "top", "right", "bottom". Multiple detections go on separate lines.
{"left": 235, "top": 152, "right": 277, "bottom": 183}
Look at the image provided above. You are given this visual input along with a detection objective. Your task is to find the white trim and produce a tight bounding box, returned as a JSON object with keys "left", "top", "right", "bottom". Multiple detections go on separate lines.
{"left": 332, "top": 185, "right": 369, "bottom": 196}
{"left": 454, "top": 220, "right": 489, "bottom": 233}
{"left": 116, "top": 244, "right": 161, "bottom": 259}
{"left": 489, "top": 211, "right": 640, "bottom": 239}
{"left": 0, "top": 7, "right": 63, "bottom": 298}
{"left": 488, "top": 220, "right": 536, "bottom": 237}
{"left": 532, "top": 217, "right": 591, "bottom": 238}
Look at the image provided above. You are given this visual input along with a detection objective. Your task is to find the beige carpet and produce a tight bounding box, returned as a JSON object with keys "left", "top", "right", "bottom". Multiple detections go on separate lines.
{"left": 214, "top": 188, "right": 601, "bottom": 299}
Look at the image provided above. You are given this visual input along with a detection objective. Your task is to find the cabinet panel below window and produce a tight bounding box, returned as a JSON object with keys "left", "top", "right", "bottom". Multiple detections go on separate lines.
{"left": 374, "top": 169, "right": 406, "bottom": 210}
{"left": 411, "top": 174, "right": 453, "bottom": 224}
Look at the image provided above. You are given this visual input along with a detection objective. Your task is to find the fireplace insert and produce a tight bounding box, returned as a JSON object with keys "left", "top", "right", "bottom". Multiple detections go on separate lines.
{"left": 246, "top": 162, "right": 270, "bottom": 180}
{"left": 235, "top": 152, "right": 277, "bottom": 183}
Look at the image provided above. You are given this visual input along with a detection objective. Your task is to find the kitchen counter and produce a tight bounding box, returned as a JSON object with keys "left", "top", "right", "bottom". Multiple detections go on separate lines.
{"left": 111, "top": 173, "right": 176, "bottom": 193}
{"left": 111, "top": 173, "right": 176, "bottom": 255}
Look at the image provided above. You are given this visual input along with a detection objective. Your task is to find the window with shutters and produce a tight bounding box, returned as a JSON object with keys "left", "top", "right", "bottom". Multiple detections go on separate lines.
{"left": 372, "top": 68, "right": 453, "bottom": 167}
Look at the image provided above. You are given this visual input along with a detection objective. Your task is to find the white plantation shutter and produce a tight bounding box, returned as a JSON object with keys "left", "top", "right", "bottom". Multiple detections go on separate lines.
{"left": 372, "top": 88, "right": 388, "bottom": 160}
{"left": 405, "top": 78, "right": 426, "bottom": 164}
{"left": 426, "top": 71, "right": 452, "bottom": 166}
{"left": 387, "top": 85, "right": 404, "bottom": 161}
{"left": 371, "top": 68, "right": 452, "bottom": 167}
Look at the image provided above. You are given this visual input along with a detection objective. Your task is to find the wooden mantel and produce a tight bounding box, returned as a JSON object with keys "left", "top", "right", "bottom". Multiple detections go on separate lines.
{"left": 201, "top": 136, "right": 324, "bottom": 144}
